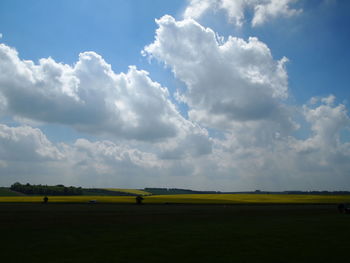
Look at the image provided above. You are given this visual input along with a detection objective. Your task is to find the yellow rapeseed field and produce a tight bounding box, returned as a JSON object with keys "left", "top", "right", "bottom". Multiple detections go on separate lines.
{"left": 1, "top": 194, "right": 350, "bottom": 204}
{"left": 145, "top": 194, "right": 350, "bottom": 204}
{"left": 0, "top": 196, "right": 135, "bottom": 203}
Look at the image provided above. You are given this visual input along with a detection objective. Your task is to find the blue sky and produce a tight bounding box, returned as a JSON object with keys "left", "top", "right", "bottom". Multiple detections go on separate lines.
{"left": 0, "top": 0, "right": 349, "bottom": 191}
{"left": 0, "top": 0, "right": 183, "bottom": 68}
{"left": 1, "top": 0, "right": 349, "bottom": 104}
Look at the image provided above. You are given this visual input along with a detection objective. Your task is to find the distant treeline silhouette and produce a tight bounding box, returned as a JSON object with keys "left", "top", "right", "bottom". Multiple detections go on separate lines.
{"left": 145, "top": 188, "right": 220, "bottom": 195}
{"left": 11, "top": 182, "right": 83, "bottom": 196}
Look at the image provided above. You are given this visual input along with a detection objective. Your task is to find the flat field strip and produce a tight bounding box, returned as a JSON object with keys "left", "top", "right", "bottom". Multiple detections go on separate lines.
{"left": 1, "top": 203, "right": 349, "bottom": 263}
{"left": 103, "top": 188, "right": 151, "bottom": 195}
{"left": 0, "top": 187, "right": 23, "bottom": 196}
{"left": 1, "top": 194, "right": 350, "bottom": 204}
{"left": 0, "top": 196, "right": 135, "bottom": 203}
{"left": 147, "top": 194, "right": 350, "bottom": 204}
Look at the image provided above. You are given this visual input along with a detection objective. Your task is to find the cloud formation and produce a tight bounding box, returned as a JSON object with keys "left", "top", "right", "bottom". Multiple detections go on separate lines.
{"left": 0, "top": 123, "right": 157, "bottom": 186}
{"left": 0, "top": 124, "right": 63, "bottom": 162}
{"left": 0, "top": 123, "right": 205, "bottom": 188}
{"left": 142, "top": 15, "right": 350, "bottom": 190}
{"left": 301, "top": 95, "right": 350, "bottom": 152}
{"left": 0, "top": 44, "right": 189, "bottom": 141}
{"left": 144, "top": 15, "right": 293, "bottom": 135}
{"left": 208, "top": 97, "right": 350, "bottom": 190}
{"left": 0, "top": 14, "right": 349, "bottom": 191}
{"left": 1, "top": 97, "right": 349, "bottom": 191}
{"left": 184, "top": 0, "right": 302, "bottom": 27}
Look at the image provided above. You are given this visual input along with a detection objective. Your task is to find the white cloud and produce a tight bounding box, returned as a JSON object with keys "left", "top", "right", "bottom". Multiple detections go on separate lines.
{"left": 252, "top": 0, "right": 302, "bottom": 26}
{"left": 321, "top": 94, "right": 336, "bottom": 105}
{"left": 1, "top": 96, "right": 350, "bottom": 192}
{"left": 1, "top": 15, "right": 349, "bottom": 191}
{"left": 142, "top": 17, "right": 350, "bottom": 190}
{"left": 60, "top": 136, "right": 212, "bottom": 188}
{"left": 157, "top": 122, "right": 213, "bottom": 159}
{"left": 0, "top": 123, "right": 206, "bottom": 188}
{"left": 0, "top": 33, "right": 3, "bottom": 39}
{"left": 209, "top": 97, "right": 350, "bottom": 190}
{"left": 184, "top": 0, "right": 302, "bottom": 27}
{"left": 0, "top": 123, "right": 159, "bottom": 187}
{"left": 0, "top": 43, "right": 191, "bottom": 141}
{"left": 183, "top": 0, "right": 217, "bottom": 21}
{"left": 0, "top": 39, "right": 215, "bottom": 186}
{"left": 0, "top": 124, "right": 63, "bottom": 162}
{"left": 301, "top": 97, "right": 350, "bottom": 150}
{"left": 144, "top": 15, "right": 294, "bottom": 135}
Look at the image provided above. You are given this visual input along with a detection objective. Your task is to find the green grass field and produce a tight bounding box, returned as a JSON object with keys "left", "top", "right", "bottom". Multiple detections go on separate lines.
{"left": 0, "top": 187, "right": 22, "bottom": 196}
{"left": 103, "top": 188, "right": 152, "bottom": 196}
{"left": 0, "top": 203, "right": 349, "bottom": 263}
{"left": 1, "top": 193, "right": 350, "bottom": 204}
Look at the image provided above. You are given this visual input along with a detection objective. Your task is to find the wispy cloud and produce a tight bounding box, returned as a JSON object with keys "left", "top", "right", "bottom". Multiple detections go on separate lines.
{"left": 183, "top": 0, "right": 302, "bottom": 27}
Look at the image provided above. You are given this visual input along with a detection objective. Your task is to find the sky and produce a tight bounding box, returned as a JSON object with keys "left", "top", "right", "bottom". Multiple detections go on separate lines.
{"left": 0, "top": 0, "right": 349, "bottom": 191}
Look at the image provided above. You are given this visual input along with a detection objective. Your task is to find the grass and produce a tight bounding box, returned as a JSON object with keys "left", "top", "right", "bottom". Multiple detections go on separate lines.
{"left": 0, "top": 203, "right": 349, "bottom": 263}
{"left": 103, "top": 188, "right": 152, "bottom": 196}
{"left": 0, "top": 187, "right": 22, "bottom": 196}
{"left": 1, "top": 193, "right": 350, "bottom": 204}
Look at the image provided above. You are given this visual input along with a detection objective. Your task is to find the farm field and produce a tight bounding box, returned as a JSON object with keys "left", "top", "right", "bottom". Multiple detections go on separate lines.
{"left": 0, "top": 187, "right": 23, "bottom": 196}
{"left": 103, "top": 188, "right": 152, "bottom": 196}
{"left": 1, "top": 193, "right": 350, "bottom": 204}
{"left": 0, "top": 203, "right": 349, "bottom": 263}
{"left": 145, "top": 193, "right": 350, "bottom": 204}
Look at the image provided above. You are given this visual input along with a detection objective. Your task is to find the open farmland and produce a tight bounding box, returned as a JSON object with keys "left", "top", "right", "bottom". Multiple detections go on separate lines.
{"left": 0, "top": 195, "right": 136, "bottom": 203}
{"left": 0, "top": 187, "right": 23, "bottom": 196}
{"left": 103, "top": 188, "right": 152, "bottom": 196}
{"left": 0, "top": 203, "right": 349, "bottom": 263}
{"left": 1, "top": 193, "right": 350, "bottom": 204}
{"left": 146, "top": 193, "right": 350, "bottom": 204}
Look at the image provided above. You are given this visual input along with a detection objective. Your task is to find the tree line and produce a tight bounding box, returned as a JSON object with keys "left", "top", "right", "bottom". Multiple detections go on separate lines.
{"left": 10, "top": 182, "right": 83, "bottom": 195}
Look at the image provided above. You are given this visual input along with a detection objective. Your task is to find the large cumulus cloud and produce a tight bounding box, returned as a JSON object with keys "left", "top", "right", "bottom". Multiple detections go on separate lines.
{"left": 0, "top": 43, "right": 189, "bottom": 141}
{"left": 144, "top": 15, "right": 295, "bottom": 136}
{"left": 142, "top": 16, "right": 350, "bottom": 190}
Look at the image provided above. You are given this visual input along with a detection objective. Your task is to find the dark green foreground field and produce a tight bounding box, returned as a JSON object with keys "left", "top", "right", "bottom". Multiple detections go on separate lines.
{"left": 1, "top": 203, "right": 349, "bottom": 263}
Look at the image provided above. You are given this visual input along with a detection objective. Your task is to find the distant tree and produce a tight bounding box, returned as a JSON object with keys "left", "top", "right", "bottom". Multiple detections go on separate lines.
{"left": 10, "top": 182, "right": 83, "bottom": 196}
{"left": 136, "top": 195, "right": 144, "bottom": 205}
